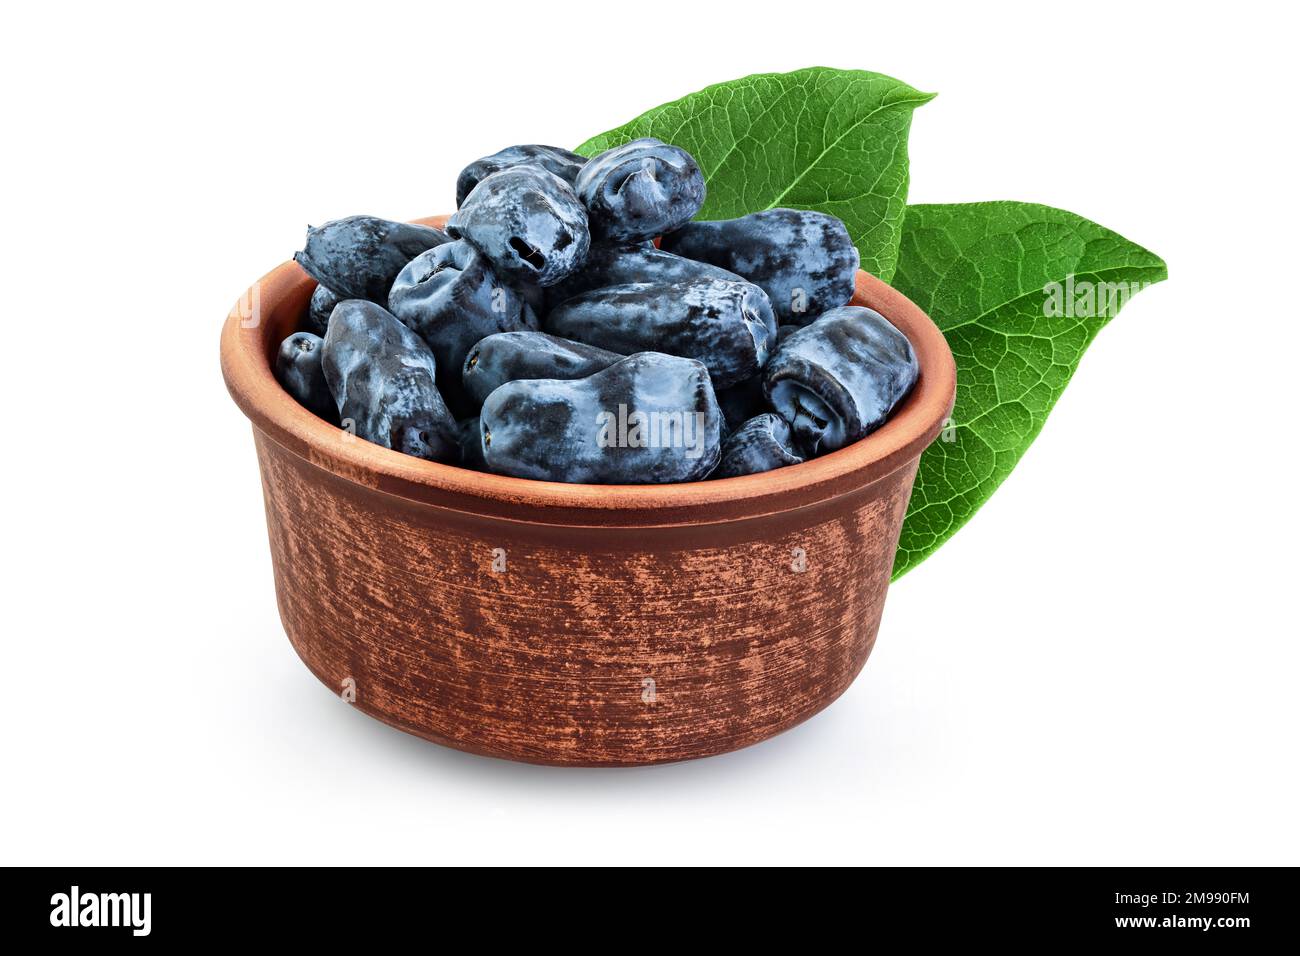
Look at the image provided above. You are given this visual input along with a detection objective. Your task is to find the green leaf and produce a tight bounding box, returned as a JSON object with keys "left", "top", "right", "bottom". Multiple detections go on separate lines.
{"left": 577, "top": 67, "right": 934, "bottom": 281}
{"left": 890, "top": 202, "right": 1167, "bottom": 578}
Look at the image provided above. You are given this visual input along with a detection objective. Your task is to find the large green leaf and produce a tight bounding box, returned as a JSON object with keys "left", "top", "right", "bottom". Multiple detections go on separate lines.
{"left": 576, "top": 67, "right": 934, "bottom": 281}
{"left": 890, "top": 202, "right": 1167, "bottom": 578}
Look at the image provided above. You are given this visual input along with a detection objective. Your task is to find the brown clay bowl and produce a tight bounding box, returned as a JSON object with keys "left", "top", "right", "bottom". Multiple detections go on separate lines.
{"left": 221, "top": 215, "right": 956, "bottom": 767}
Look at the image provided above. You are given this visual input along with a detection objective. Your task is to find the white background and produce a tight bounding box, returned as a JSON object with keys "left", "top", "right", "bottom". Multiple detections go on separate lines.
{"left": 3, "top": 1, "right": 1296, "bottom": 865}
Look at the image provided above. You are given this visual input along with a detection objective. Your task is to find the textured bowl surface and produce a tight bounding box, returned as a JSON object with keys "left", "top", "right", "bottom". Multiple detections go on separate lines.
{"left": 221, "top": 216, "right": 956, "bottom": 766}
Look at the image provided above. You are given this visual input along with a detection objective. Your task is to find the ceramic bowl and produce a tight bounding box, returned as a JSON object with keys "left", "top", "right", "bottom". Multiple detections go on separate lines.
{"left": 221, "top": 216, "right": 956, "bottom": 766}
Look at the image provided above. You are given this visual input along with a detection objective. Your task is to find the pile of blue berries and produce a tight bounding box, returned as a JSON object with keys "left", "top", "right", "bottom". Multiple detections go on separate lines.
{"left": 279, "top": 140, "right": 919, "bottom": 484}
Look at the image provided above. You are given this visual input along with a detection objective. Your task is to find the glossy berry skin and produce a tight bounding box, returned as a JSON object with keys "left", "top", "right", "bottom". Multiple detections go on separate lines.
{"left": 388, "top": 240, "right": 538, "bottom": 409}
{"left": 545, "top": 242, "right": 738, "bottom": 312}
{"left": 575, "top": 138, "right": 706, "bottom": 243}
{"left": 462, "top": 330, "right": 621, "bottom": 406}
{"left": 321, "top": 300, "right": 459, "bottom": 462}
{"left": 448, "top": 166, "right": 590, "bottom": 288}
{"left": 294, "top": 216, "right": 451, "bottom": 303}
{"left": 714, "top": 413, "right": 805, "bottom": 478}
{"left": 275, "top": 332, "right": 338, "bottom": 423}
{"left": 456, "top": 145, "right": 588, "bottom": 208}
{"left": 660, "top": 209, "right": 859, "bottom": 325}
{"left": 763, "top": 306, "right": 918, "bottom": 454}
{"left": 480, "top": 352, "right": 722, "bottom": 484}
{"left": 307, "top": 283, "right": 341, "bottom": 336}
{"left": 545, "top": 277, "right": 777, "bottom": 389}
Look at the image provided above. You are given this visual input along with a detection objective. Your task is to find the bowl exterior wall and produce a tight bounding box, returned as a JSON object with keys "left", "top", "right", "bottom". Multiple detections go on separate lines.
{"left": 254, "top": 427, "right": 917, "bottom": 765}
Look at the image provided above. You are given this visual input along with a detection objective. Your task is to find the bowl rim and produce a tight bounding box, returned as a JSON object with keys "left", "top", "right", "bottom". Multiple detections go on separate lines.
{"left": 221, "top": 215, "right": 956, "bottom": 528}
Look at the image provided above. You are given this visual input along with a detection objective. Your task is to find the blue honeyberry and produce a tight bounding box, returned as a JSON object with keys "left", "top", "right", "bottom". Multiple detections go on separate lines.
{"left": 388, "top": 240, "right": 539, "bottom": 411}
{"left": 661, "top": 209, "right": 860, "bottom": 325}
{"left": 575, "top": 138, "right": 706, "bottom": 243}
{"left": 275, "top": 331, "right": 338, "bottom": 423}
{"left": 307, "top": 283, "right": 341, "bottom": 336}
{"left": 448, "top": 166, "right": 590, "bottom": 288}
{"left": 544, "top": 242, "right": 739, "bottom": 313}
{"left": 763, "top": 306, "right": 918, "bottom": 454}
{"left": 321, "top": 300, "right": 459, "bottom": 462}
{"left": 714, "top": 413, "right": 805, "bottom": 478}
{"left": 544, "top": 277, "right": 777, "bottom": 389}
{"left": 480, "top": 352, "right": 722, "bottom": 484}
{"left": 462, "top": 330, "right": 622, "bottom": 407}
{"left": 456, "top": 144, "right": 588, "bottom": 208}
{"left": 294, "top": 216, "right": 451, "bottom": 303}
